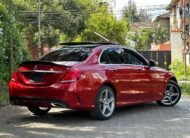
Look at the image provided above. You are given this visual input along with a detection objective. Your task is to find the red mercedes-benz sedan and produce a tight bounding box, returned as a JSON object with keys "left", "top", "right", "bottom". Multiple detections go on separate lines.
{"left": 9, "top": 42, "right": 181, "bottom": 120}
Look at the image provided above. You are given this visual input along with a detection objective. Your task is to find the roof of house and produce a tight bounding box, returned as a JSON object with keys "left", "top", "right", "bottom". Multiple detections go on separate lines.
{"left": 154, "top": 12, "right": 170, "bottom": 22}
{"left": 129, "top": 22, "right": 155, "bottom": 32}
{"left": 151, "top": 41, "right": 171, "bottom": 51}
{"left": 171, "top": 0, "right": 180, "bottom": 3}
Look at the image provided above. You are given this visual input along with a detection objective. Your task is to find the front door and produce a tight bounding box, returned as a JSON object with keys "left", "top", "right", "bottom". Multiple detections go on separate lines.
{"left": 121, "top": 48, "right": 163, "bottom": 102}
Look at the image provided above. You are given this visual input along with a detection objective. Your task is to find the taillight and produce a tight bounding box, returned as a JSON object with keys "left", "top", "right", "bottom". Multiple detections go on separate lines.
{"left": 10, "top": 71, "right": 18, "bottom": 82}
{"left": 60, "top": 69, "right": 81, "bottom": 83}
{"left": 18, "top": 66, "right": 28, "bottom": 71}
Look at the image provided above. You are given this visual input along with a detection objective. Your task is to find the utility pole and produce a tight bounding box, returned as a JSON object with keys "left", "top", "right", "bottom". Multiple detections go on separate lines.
{"left": 183, "top": 0, "right": 187, "bottom": 79}
{"left": 8, "top": 0, "right": 14, "bottom": 78}
{"left": 38, "top": 0, "right": 41, "bottom": 58}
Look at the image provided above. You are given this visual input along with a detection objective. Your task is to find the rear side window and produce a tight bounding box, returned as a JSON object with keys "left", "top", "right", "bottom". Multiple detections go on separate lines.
{"left": 101, "top": 48, "right": 125, "bottom": 64}
{"left": 40, "top": 48, "right": 92, "bottom": 62}
{"left": 100, "top": 51, "right": 110, "bottom": 64}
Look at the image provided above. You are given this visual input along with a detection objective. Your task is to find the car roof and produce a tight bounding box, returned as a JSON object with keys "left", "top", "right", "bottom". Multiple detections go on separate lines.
{"left": 58, "top": 42, "right": 138, "bottom": 53}
{"left": 59, "top": 42, "right": 120, "bottom": 48}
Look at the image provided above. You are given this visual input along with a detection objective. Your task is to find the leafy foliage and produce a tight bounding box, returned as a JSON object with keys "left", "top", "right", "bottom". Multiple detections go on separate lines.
{"left": 127, "top": 27, "right": 170, "bottom": 50}
{"left": 169, "top": 60, "right": 190, "bottom": 81}
{"left": 123, "top": 0, "right": 151, "bottom": 23}
{"left": 127, "top": 29, "right": 153, "bottom": 50}
{"left": 154, "top": 27, "right": 170, "bottom": 45}
{"left": 77, "top": 7, "right": 128, "bottom": 44}
{"left": 181, "top": 83, "right": 190, "bottom": 95}
{"left": 0, "top": 3, "right": 31, "bottom": 105}
{"left": 123, "top": 0, "right": 139, "bottom": 23}
{"left": 14, "top": 0, "right": 98, "bottom": 46}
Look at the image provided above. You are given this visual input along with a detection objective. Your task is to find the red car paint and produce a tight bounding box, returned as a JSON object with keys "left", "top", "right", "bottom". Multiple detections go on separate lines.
{"left": 8, "top": 44, "right": 176, "bottom": 110}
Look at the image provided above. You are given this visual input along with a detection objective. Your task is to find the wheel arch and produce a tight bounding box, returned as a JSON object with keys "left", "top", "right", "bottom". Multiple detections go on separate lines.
{"left": 168, "top": 76, "right": 178, "bottom": 83}
{"left": 102, "top": 82, "right": 117, "bottom": 99}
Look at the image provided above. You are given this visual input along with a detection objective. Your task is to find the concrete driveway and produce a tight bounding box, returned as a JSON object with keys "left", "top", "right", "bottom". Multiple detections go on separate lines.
{"left": 0, "top": 96, "right": 190, "bottom": 138}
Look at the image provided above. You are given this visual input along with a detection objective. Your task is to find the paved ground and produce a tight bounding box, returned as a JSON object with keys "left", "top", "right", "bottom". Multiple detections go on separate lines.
{"left": 0, "top": 96, "right": 190, "bottom": 138}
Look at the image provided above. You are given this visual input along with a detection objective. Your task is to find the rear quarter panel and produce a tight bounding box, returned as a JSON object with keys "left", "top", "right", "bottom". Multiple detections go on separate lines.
{"left": 76, "top": 64, "right": 112, "bottom": 108}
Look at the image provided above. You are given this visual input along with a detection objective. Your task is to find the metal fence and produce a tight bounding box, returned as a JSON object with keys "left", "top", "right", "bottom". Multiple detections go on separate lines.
{"left": 138, "top": 51, "right": 171, "bottom": 70}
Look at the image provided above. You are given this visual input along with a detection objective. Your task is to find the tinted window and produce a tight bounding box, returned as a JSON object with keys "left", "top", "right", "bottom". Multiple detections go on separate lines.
{"left": 100, "top": 51, "right": 110, "bottom": 64}
{"left": 106, "top": 48, "right": 125, "bottom": 64}
{"left": 123, "top": 49, "right": 145, "bottom": 65}
{"left": 40, "top": 48, "right": 92, "bottom": 62}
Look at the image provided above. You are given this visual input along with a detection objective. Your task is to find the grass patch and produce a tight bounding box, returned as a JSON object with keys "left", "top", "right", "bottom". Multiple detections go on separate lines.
{"left": 0, "top": 85, "right": 9, "bottom": 106}
{"left": 181, "top": 83, "right": 190, "bottom": 96}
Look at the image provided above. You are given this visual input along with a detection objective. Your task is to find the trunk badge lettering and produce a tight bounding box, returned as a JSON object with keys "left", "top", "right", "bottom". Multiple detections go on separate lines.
{"left": 34, "top": 65, "right": 38, "bottom": 70}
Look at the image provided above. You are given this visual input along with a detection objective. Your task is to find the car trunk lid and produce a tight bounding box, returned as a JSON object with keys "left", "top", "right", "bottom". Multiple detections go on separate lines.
{"left": 17, "top": 61, "right": 79, "bottom": 86}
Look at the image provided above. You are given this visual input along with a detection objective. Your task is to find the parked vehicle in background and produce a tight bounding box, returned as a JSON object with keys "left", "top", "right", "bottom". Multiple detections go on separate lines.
{"left": 9, "top": 42, "right": 181, "bottom": 120}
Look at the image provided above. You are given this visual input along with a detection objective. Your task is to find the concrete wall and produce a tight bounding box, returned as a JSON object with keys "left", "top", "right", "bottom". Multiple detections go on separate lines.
{"left": 171, "top": 32, "right": 183, "bottom": 61}
{"left": 158, "top": 19, "right": 170, "bottom": 28}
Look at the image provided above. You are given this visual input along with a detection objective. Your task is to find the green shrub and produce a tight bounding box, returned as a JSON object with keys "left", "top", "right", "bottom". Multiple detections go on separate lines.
{"left": 169, "top": 60, "right": 190, "bottom": 81}
{"left": 0, "top": 83, "right": 8, "bottom": 106}
{"left": 0, "top": 3, "right": 31, "bottom": 105}
{"left": 181, "top": 83, "right": 190, "bottom": 95}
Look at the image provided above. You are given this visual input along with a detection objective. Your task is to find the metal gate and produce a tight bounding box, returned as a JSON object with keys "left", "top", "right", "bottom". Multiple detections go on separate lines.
{"left": 138, "top": 51, "right": 171, "bottom": 70}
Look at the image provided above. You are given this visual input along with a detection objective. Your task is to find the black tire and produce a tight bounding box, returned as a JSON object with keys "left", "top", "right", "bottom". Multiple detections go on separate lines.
{"left": 157, "top": 80, "right": 181, "bottom": 106}
{"left": 27, "top": 106, "right": 51, "bottom": 116}
{"left": 90, "top": 85, "right": 116, "bottom": 120}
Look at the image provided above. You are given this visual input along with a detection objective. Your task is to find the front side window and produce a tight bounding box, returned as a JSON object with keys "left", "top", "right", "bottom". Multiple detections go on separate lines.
{"left": 123, "top": 49, "right": 145, "bottom": 65}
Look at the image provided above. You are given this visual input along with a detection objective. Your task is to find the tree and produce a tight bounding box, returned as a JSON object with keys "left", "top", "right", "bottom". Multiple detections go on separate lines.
{"left": 123, "top": 0, "right": 139, "bottom": 23}
{"left": 77, "top": 7, "right": 129, "bottom": 44}
{"left": 13, "top": 0, "right": 98, "bottom": 44}
{"left": 127, "top": 27, "right": 170, "bottom": 50}
{"left": 127, "top": 29, "right": 154, "bottom": 50}
{"left": 6, "top": 0, "right": 99, "bottom": 59}
{"left": 0, "top": 3, "right": 30, "bottom": 104}
{"left": 123, "top": 0, "right": 151, "bottom": 23}
{"left": 138, "top": 9, "right": 152, "bottom": 22}
{"left": 0, "top": 3, "right": 30, "bottom": 73}
{"left": 153, "top": 27, "right": 170, "bottom": 45}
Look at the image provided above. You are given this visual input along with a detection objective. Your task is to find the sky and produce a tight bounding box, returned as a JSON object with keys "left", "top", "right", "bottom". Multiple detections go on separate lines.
{"left": 114, "top": 0, "right": 171, "bottom": 8}
{"left": 112, "top": 0, "right": 171, "bottom": 19}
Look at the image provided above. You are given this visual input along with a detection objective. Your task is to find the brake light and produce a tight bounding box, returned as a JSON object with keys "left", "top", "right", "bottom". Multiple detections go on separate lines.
{"left": 18, "top": 66, "right": 28, "bottom": 71}
{"left": 60, "top": 69, "right": 81, "bottom": 83}
{"left": 10, "top": 71, "right": 18, "bottom": 82}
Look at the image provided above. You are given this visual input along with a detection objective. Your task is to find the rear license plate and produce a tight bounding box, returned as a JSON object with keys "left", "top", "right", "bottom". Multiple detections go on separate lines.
{"left": 30, "top": 73, "right": 43, "bottom": 82}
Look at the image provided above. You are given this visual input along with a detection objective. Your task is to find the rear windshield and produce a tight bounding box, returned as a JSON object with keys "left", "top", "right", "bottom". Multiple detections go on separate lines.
{"left": 40, "top": 48, "right": 92, "bottom": 62}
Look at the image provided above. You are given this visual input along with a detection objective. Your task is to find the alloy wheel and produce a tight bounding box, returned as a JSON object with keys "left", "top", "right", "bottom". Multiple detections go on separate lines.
{"left": 99, "top": 89, "right": 115, "bottom": 117}
{"left": 161, "top": 84, "right": 180, "bottom": 105}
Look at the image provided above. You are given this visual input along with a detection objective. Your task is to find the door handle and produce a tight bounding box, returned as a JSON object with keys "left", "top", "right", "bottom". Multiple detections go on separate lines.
{"left": 108, "top": 68, "right": 116, "bottom": 72}
{"left": 135, "top": 67, "right": 144, "bottom": 71}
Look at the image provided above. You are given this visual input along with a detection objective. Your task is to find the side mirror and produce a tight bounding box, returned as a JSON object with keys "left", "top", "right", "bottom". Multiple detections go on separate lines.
{"left": 149, "top": 60, "right": 157, "bottom": 67}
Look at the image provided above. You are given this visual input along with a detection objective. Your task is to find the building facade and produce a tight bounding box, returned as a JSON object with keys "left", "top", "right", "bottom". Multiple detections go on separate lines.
{"left": 154, "top": 12, "right": 170, "bottom": 29}
{"left": 168, "top": 0, "right": 190, "bottom": 64}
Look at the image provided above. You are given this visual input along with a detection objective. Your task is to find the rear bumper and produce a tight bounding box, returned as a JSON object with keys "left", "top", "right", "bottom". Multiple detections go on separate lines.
{"left": 10, "top": 96, "right": 69, "bottom": 108}
{"left": 9, "top": 81, "right": 96, "bottom": 110}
